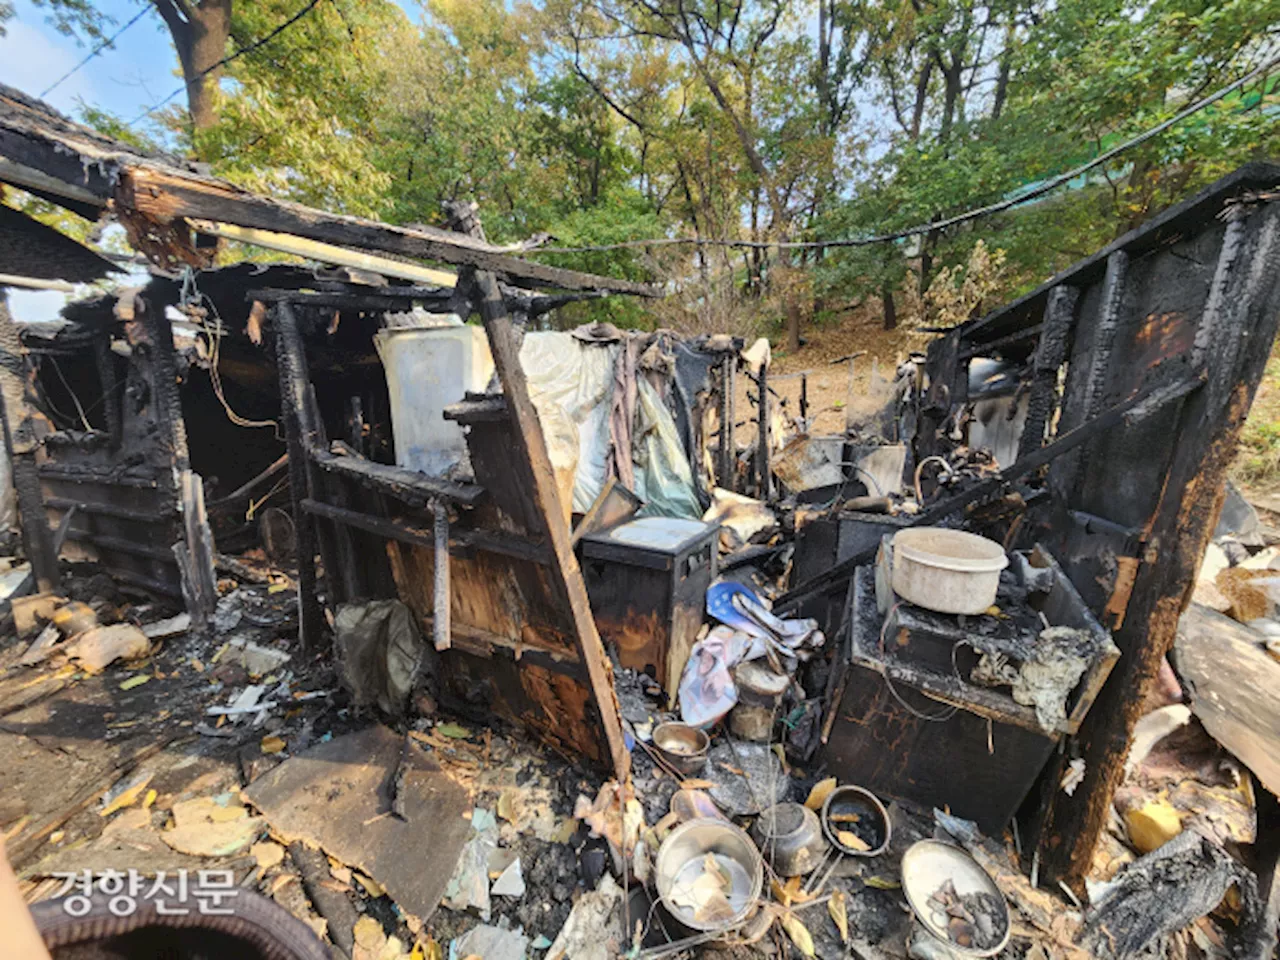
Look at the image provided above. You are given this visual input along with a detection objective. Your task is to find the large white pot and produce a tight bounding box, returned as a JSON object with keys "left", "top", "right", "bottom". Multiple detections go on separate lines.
{"left": 891, "top": 527, "right": 1009, "bottom": 615}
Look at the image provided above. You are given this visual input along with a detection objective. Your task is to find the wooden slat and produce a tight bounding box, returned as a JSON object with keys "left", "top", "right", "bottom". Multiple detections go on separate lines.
{"left": 473, "top": 268, "right": 631, "bottom": 782}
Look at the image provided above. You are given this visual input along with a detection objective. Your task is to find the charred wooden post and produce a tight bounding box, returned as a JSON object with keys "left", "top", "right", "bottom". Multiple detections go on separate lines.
{"left": 141, "top": 294, "right": 218, "bottom": 626}
{"left": 0, "top": 290, "right": 59, "bottom": 591}
{"left": 1016, "top": 285, "right": 1077, "bottom": 461}
{"left": 719, "top": 354, "right": 735, "bottom": 491}
{"left": 273, "top": 302, "right": 325, "bottom": 650}
{"left": 472, "top": 268, "right": 631, "bottom": 783}
{"left": 916, "top": 334, "right": 961, "bottom": 465}
{"left": 1041, "top": 201, "right": 1280, "bottom": 889}
{"left": 757, "top": 360, "right": 771, "bottom": 501}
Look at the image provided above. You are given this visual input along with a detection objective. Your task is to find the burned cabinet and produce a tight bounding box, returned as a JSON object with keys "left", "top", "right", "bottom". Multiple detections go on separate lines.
{"left": 824, "top": 550, "right": 1117, "bottom": 835}
{"left": 580, "top": 517, "right": 719, "bottom": 703}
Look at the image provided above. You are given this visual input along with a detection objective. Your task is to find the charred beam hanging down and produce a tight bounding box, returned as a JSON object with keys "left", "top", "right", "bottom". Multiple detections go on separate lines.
{"left": 1016, "top": 285, "right": 1078, "bottom": 461}
{"left": 0, "top": 290, "right": 58, "bottom": 591}
{"left": 473, "top": 268, "right": 631, "bottom": 783}
{"left": 273, "top": 302, "right": 325, "bottom": 650}
{"left": 1042, "top": 202, "right": 1280, "bottom": 890}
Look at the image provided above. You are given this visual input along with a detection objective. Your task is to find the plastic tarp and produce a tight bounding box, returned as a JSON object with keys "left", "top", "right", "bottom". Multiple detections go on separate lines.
{"left": 519, "top": 332, "right": 700, "bottom": 519}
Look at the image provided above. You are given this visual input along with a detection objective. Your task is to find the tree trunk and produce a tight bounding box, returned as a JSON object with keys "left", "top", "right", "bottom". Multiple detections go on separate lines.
{"left": 882, "top": 281, "right": 898, "bottom": 331}
{"left": 152, "top": 0, "right": 233, "bottom": 135}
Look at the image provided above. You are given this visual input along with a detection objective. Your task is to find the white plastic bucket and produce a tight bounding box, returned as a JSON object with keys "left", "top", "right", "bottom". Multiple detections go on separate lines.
{"left": 891, "top": 527, "right": 1009, "bottom": 615}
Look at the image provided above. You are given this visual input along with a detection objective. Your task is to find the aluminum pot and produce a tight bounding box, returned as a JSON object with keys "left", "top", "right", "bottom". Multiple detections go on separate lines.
{"left": 750, "top": 802, "right": 828, "bottom": 877}
{"left": 655, "top": 819, "right": 763, "bottom": 932}
{"left": 652, "top": 722, "right": 710, "bottom": 776}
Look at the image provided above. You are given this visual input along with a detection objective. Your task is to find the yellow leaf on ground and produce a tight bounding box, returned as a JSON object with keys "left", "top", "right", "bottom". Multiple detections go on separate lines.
{"left": 781, "top": 913, "right": 816, "bottom": 957}
{"left": 804, "top": 777, "right": 837, "bottom": 811}
{"left": 837, "top": 830, "right": 870, "bottom": 851}
{"left": 261, "top": 735, "right": 286, "bottom": 754}
{"left": 829, "top": 889, "right": 849, "bottom": 943}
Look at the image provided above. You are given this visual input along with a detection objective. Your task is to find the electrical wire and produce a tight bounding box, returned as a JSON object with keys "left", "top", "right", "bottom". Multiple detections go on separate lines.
{"left": 179, "top": 269, "right": 279, "bottom": 433}
{"left": 129, "top": 0, "right": 326, "bottom": 124}
{"left": 40, "top": 6, "right": 152, "bottom": 99}
{"left": 877, "top": 602, "right": 961, "bottom": 722}
{"left": 521, "top": 51, "right": 1280, "bottom": 256}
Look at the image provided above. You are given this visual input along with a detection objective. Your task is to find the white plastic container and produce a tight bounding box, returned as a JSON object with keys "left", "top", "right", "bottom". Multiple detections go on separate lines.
{"left": 373, "top": 325, "right": 494, "bottom": 477}
{"left": 890, "top": 527, "right": 1009, "bottom": 615}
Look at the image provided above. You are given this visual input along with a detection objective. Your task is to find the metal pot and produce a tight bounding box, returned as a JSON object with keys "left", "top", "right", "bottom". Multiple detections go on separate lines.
{"left": 750, "top": 802, "right": 828, "bottom": 877}
{"left": 652, "top": 722, "right": 710, "bottom": 776}
{"left": 655, "top": 819, "right": 763, "bottom": 933}
{"left": 821, "top": 784, "right": 891, "bottom": 857}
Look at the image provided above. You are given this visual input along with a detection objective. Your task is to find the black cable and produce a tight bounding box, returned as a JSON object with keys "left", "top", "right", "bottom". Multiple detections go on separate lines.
{"left": 521, "top": 51, "right": 1280, "bottom": 256}
{"left": 41, "top": 6, "right": 152, "bottom": 99}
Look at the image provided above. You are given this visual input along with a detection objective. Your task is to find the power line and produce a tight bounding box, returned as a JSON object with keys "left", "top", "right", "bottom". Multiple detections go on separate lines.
{"left": 523, "top": 51, "right": 1280, "bottom": 256}
{"left": 40, "top": 6, "right": 152, "bottom": 99}
{"left": 128, "top": 0, "right": 325, "bottom": 125}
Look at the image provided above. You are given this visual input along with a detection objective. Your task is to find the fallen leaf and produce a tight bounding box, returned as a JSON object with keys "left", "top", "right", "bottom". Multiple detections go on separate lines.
{"left": 435, "top": 723, "right": 470, "bottom": 739}
{"left": 865, "top": 876, "right": 900, "bottom": 890}
{"left": 119, "top": 674, "right": 151, "bottom": 691}
{"left": 260, "top": 735, "right": 286, "bottom": 755}
{"left": 142, "top": 789, "right": 157, "bottom": 810}
{"left": 353, "top": 915, "right": 386, "bottom": 952}
{"left": 681, "top": 779, "right": 716, "bottom": 790}
{"left": 251, "top": 841, "right": 285, "bottom": 870}
{"left": 497, "top": 788, "right": 517, "bottom": 822}
{"left": 837, "top": 830, "right": 871, "bottom": 851}
{"left": 804, "top": 777, "right": 837, "bottom": 811}
{"left": 829, "top": 813, "right": 861, "bottom": 823}
{"left": 829, "top": 889, "right": 849, "bottom": 943}
{"left": 781, "top": 912, "right": 816, "bottom": 957}
{"left": 356, "top": 873, "right": 385, "bottom": 898}
{"left": 100, "top": 773, "right": 153, "bottom": 817}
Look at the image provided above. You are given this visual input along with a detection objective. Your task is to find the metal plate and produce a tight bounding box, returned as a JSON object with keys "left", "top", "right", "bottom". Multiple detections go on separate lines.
{"left": 900, "top": 839, "right": 1011, "bottom": 958}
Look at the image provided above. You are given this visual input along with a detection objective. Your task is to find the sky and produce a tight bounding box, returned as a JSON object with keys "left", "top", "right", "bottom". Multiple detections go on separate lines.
{"left": 0, "top": 0, "right": 420, "bottom": 121}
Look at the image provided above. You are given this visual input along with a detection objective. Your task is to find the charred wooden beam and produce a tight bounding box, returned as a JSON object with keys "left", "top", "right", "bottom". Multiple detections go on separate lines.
{"left": 312, "top": 443, "right": 483, "bottom": 506}
{"left": 93, "top": 335, "right": 122, "bottom": 447}
{"left": 757, "top": 360, "right": 772, "bottom": 500}
{"left": 1016, "top": 285, "right": 1078, "bottom": 461}
{"left": 1040, "top": 201, "right": 1280, "bottom": 890}
{"left": 472, "top": 267, "right": 631, "bottom": 782}
{"left": 246, "top": 288, "right": 454, "bottom": 313}
{"left": 273, "top": 302, "right": 325, "bottom": 651}
{"left": 42, "top": 496, "right": 173, "bottom": 522}
{"left": 118, "top": 167, "right": 659, "bottom": 296}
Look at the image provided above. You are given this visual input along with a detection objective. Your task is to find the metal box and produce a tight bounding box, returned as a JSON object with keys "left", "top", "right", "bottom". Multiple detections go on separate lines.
{"left": 580, "top": 517, "right": 719, "bottom": 703}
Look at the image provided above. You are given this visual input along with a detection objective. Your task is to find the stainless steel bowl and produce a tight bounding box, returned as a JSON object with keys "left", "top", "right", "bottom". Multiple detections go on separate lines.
{"left": 901, "top": 839, "right": 1011, "bottom": 957}
{"left": 655, "top": 819, "right": 763, "bottom": 932}
{"left": 820, "top": 784, "right": 891, "bottom": 856}
{"left": 751, "top": 802, "right": 828, "bottom": 877}
{"left": 652, "top": 722, "right": 710, "bottom": 776}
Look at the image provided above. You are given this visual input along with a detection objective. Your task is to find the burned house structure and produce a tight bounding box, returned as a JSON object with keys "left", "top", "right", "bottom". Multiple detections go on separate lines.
{"left": 2, "top": 77, "right": 1280, "bottom": 958}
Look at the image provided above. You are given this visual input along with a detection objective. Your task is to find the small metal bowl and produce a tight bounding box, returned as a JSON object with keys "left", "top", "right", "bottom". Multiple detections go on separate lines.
{"left": 751, "top": 802, "right": 828, "bottom": 877}
{"left": 653, "top": 722, "right": 710, "bottom": 776}
{"left": 821, "top": 784, "right": 891, "bottom": 857}
{"left": 656, "top": 819, "right": 763, "bottom": 933}
{"left": 901, "top": 839, "right": 1011, "bottom": 957}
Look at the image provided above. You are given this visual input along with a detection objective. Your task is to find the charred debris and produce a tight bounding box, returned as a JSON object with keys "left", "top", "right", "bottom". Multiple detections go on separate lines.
{"left": 1, "top": 83, "right": 1280, "bottom": 959}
